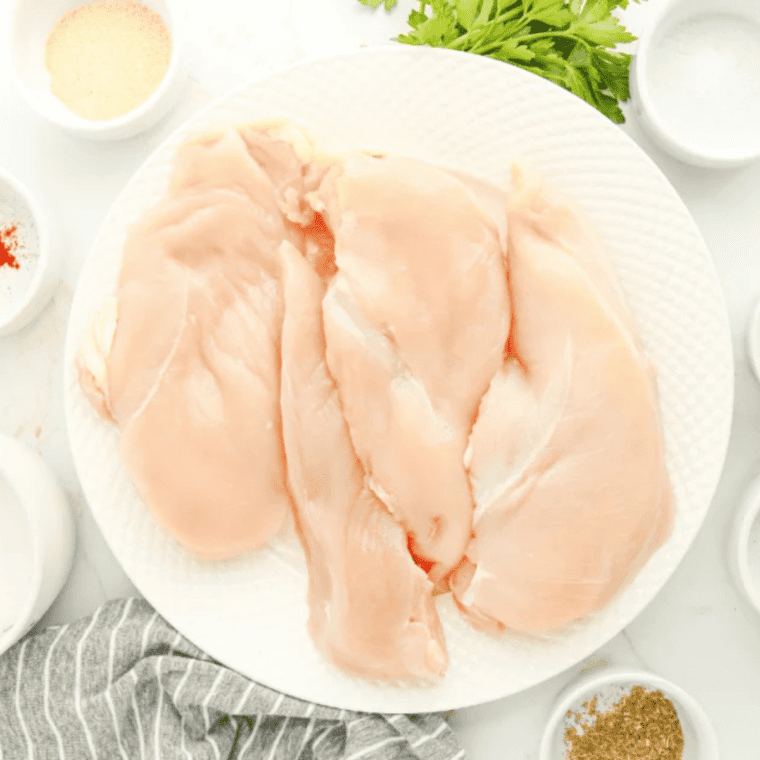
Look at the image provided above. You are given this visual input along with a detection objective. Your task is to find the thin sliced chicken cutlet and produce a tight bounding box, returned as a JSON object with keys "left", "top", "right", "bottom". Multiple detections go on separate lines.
{"left": 78, "top": 128, "right": 316, "bottom": 559}
{"left": 279, "top": 241, "right": 446, "bottom": 681}
{"left": 451, "top": 168, "right": 674, "bottom": 634}
{"left": 318, "top": 154, "right": 510, "bottom": 580}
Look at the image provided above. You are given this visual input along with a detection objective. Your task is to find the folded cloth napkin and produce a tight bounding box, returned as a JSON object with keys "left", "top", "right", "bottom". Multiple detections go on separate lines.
{"left": 0, "top": 598, "right": 464, "bottom": 760}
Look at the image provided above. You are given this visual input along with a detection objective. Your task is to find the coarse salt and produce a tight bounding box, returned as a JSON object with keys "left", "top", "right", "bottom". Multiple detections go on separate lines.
{"left": 646, "top": 13, "right": 760, "bottom": 156}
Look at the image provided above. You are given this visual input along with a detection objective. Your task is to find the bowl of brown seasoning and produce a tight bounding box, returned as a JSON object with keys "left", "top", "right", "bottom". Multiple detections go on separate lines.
{"left": 538, "top": 667, "right": 718, "bottom": 760}
{"left": 8, "top": 0, "right": 187, "bottom": 140}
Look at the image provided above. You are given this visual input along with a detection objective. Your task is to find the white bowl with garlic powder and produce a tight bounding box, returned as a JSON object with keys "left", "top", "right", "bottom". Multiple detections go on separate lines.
{"left": 632, "top": 0, "right": 760, "bottom": 168}
{"left": 8, "top": 0, "right": 188, "bottom": 141}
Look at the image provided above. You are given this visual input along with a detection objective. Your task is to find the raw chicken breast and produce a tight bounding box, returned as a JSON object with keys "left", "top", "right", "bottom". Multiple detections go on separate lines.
{"left": 319, "top": 154, "right": 510, "bottom": 579}
{"left": 79, "top": 128, "right": 311, "bottom": 559}
{"left": 451, "top": 167, "right": 674, "bottom": 634}
{"left": 279, "top": 240, "right": 447, "bottom": 680}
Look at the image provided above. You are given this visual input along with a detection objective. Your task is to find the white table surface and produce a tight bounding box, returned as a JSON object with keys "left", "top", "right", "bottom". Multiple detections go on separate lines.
{"left": 2, "top": 0, "right": 760, "bottom": 756}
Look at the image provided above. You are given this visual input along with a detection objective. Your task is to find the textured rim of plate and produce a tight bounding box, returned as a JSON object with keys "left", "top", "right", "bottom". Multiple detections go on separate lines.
{"left": 63, "top": 45, "right": 734, "bottom": 713}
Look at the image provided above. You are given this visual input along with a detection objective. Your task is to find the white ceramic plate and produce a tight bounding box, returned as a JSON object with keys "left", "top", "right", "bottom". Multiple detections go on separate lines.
{"left": 63, "top": 46, "right": 733, "bottom": 713}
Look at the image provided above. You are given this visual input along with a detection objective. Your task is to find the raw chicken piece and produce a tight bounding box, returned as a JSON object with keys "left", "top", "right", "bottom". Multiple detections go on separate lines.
{"left": 451, "top": 167, "right": 674, "bottom": 634}
{"left": 319, "top": 154, "right": 510, "bottom": 579}
{"left": 279, "top": 240, "right": 446, "bottom": 680}
{"left": 77, "top": 295, "right": 118, "bottom": 423}
{"left": 78, "top": 128, "right": 311, "bottom": 559}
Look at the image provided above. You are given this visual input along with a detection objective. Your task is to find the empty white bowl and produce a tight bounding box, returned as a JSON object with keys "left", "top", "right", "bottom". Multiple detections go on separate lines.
{"left": 0, "top": 434, "right": 75, "bottom": 656}
{"left": 729, "top": 473, "right": 760, "bottom": 615}
{"left": 0, "top": 169, "right": 59, "bottom": 337}
{"left": 746, "top": 298, "right": 760, "bottom": 386}
{"left": 8, "top": 0, "right": 188, "bottom": 141}
{"left": 539, "top": 666, "right": 718, "bottom": 760}
{"left": 632, "top": 0, "right": 760, "bottom": 168}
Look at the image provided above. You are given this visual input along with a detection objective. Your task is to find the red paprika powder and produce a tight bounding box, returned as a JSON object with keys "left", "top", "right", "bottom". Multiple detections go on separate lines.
{"left": 0, "top": 224, "right": 20, "bottom": 269}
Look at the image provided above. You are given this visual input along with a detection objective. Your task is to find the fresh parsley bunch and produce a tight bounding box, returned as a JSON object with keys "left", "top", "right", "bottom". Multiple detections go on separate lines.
{"left": 359, "top": 0, "right": 642, "bottom": 123}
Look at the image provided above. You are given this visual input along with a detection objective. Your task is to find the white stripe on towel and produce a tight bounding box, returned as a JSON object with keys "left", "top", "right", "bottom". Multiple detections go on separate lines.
{"left": 174, "top": 659, "right": 195, "bottom": 760}
{"left": 346, "top": 716, "right": 374, "bottom": 734}
{"left": 44, "top": 626, "right": 69, "bottom": 760}
{"left": 75, "top": 606, "right": 102, "bottom": 760}
{"left": 109, "top": 599, "right": 133, "bottom": 684}
{"left": 311, "top": 723, "right": 340, "bottom": 754}
{"left": 239, "top": 712, "right": 263, "bottom": 758}
{"left": 412, "top": 721, "right": 447, "bottom": 748}
{"left": 204, "top": 670, "right": 226, "bottom": 760}
{"left": 208, "top": 733, "right": 222, "bottom": 760}
{"left": 173, "top": 658, "right": 194, "bottom": 704}
{"left": 169, "top": 630, "right": 183, "bottom": 655}
{"left": 295, "top": 716, "right": 316, "bottom": 758}
{"left": 267, "top": 716, "right": 290, "bottom": 760}
{"left": 345, "top": 736, "right": 406, "bottom": 760}
{"left": 153, "top": 656, "right": 165, "bottom": 760}
{"left": 203, "top": 669, "right": 226, "bottom": 731}
{"left": 131, "top": 670, "right": 146, "bottom": 760}
{"left": 179, "top": 714, "right": 192, "bottom": 760}
{"left": 106, "top": 599, "right": 133, "bottom": 760}
{"left": 15, "top": 639, "right": 33, "bottom": 760}
{"left": 233, "top": 682, "right": 255, "bottom": 715}
{"left": 139, "top": 611, "right": 159, "bottom": 657}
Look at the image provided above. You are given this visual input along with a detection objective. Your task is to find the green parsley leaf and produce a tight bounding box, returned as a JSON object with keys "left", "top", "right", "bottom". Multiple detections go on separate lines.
{"left": 532, "top": 7, "right": 574, "bottom": 26}
{"left": 360, "top": 0, "right": 645, "bottom": 123}
{"left": 357, "top": 0, "right": 397, "bottom": 9}
{"left": 570, "top": 17, "right": 636, "bottom": 46}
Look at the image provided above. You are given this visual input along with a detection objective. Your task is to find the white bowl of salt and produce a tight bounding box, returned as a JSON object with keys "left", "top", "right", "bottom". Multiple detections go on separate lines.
{"left": 730, "top": 472, "right": 760, "bottom": 619}
{"left": 0, "top": 434, "right": 75, "bottom": 656}
{"left": 632, "top": 0, "right": 760, "bottom": 168}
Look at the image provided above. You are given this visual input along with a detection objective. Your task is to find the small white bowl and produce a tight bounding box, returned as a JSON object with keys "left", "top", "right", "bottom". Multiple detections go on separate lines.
{"left": 539, "top": 666, "right": 719, "bottom": 760}
{"left": 9, "top": 0, "right": 187, "bottom": 141}
{"left": 0, "top": 169, "right": 59, "bottom": 337}
{"left": 729, "top": 473, "right": 760, "bottom": 615}
{"left": 746, "top": 298, "right": 760, "bottom": 386}
{"left": 632, "top": 0, "right": 760, "bottom": 168}
{"left": 0, "top": 434, "right": 75, "bottom": 656}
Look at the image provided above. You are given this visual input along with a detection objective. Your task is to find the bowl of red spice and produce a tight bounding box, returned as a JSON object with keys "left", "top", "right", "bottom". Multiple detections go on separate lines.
{"left": 0, "top": 169, "right": 59, "bottom": 337}
{"left": 539, "top": 666, "right": 718, "bottom": 760}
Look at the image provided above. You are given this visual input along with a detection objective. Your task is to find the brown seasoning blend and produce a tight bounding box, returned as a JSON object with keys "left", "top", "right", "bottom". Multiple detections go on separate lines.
{"left": 564, "top": 684, "right": 685, "bottom": 760}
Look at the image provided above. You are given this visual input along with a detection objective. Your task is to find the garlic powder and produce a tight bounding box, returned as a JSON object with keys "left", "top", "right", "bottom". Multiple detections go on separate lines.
{"left": 45, "top": 1, "right": 172, "bottom": 121}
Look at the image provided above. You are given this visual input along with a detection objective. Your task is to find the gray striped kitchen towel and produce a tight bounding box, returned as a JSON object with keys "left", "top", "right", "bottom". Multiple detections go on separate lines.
{"left": 0, "top": 597, "right": 464, "bottom": 760}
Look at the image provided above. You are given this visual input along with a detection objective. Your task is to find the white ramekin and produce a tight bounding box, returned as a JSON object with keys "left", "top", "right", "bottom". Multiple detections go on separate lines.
{"left": 8, "top": 0, "right": 188, "bottom": 141}
{"left": 632, "top": 0, "right": 760, "bottom": 169}
{"left": 0, "top": 168, "right": 59, "bottom": 337}
{"left": 0, "top": 434, "right": 76, "bottom": 656}
{"left": 539, "top": 666, "right": 719, "bottom": 760}
{"left": 746, "top": 299, "right": 760, "bottom": 386}
{"left": 729, "top": 472, "right": 760, "bottom": 617}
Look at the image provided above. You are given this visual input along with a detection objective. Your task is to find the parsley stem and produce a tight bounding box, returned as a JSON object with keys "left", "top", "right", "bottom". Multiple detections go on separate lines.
{"left": 515, "top": 30, "right": 579, "bottom": 44}
{"left": 448, "top": 7, "right": 525, "bottom": 51}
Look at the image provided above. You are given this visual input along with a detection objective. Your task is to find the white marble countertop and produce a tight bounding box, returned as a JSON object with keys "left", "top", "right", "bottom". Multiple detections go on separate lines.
{"left": 2, "top": 0, "right": 760, "bottom": 756}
